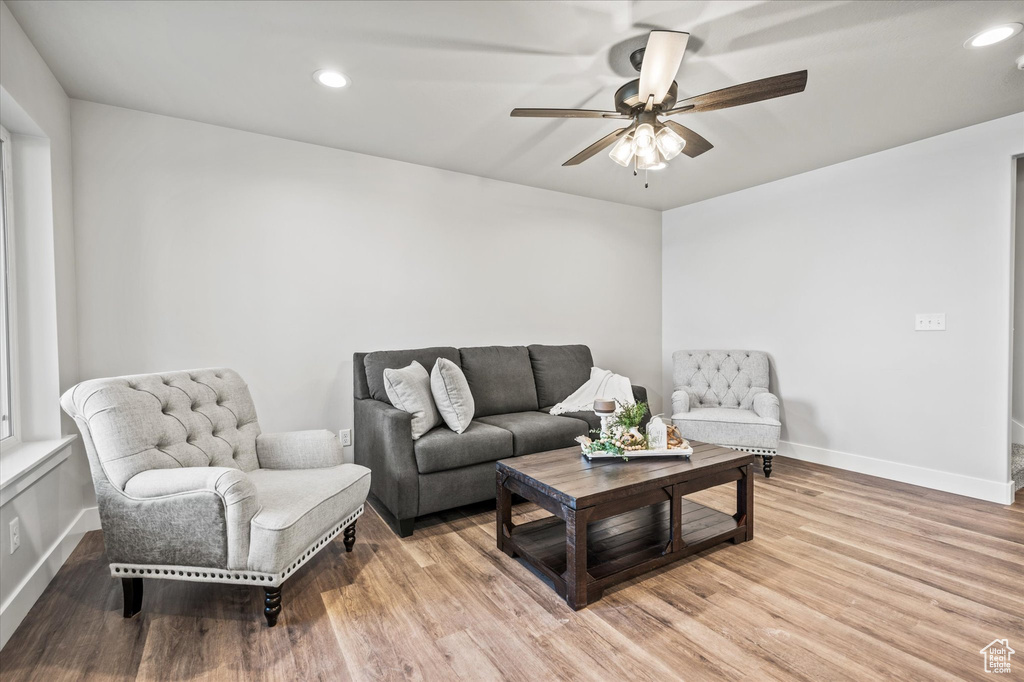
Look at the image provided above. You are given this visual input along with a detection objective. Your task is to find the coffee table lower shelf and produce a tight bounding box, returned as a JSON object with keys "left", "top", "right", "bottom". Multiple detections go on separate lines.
{"left": 506, "top": 499, "right": 742, "bottom": 607}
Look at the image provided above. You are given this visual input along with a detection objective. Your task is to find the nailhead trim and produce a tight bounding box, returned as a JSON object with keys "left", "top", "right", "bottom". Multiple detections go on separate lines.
{"left": 725, "top": 446, "right": 777, "bottom": 455}
{"left": 109, "top": 505, "right": 363, "bottom": 587}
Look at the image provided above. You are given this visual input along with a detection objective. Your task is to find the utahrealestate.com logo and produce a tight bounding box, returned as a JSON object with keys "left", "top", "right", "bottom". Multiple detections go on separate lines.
{"left": 980, "top": 639, "right": 1014, "bottom": 674}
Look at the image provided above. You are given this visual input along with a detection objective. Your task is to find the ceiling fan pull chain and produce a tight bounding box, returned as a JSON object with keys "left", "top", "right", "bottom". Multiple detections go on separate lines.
{"left": 645, "top": 167, "right": 649, "bottom": 190}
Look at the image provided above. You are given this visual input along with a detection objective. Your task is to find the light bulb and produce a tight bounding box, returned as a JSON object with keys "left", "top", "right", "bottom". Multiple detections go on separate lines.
{"left": 634, "top": 123, "right": 655, "bottom": 153}
{"left": 637, "top": 148, "right": 666, "bottom": 170}
{"left": 608, "top": 132, "right": 635, "bottom": 167}
{"left": 656, "top": 126, "right": 686, "bottom": 161}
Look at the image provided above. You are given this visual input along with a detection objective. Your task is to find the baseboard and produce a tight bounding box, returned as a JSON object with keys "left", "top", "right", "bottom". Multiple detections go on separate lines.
{"left": 778, "top": 441, "right": 1015, "bottom": 505}
{"left": 0, "top": 506, "right": 101, "bottom": 650}
{"left": 1012, "top": 419, "right": 1024, "bottom": 447}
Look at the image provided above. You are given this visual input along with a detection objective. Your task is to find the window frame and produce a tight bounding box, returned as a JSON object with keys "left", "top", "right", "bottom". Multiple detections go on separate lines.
{"left": 0, "top": 124, "right": 19, "bottom": 445}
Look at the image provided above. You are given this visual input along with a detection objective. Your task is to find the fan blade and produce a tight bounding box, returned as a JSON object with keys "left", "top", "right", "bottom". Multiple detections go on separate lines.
{"left": 511, "top": 108, "right": 629, "bottom": 119}
{"left": 663, "top": 121, "right": 713, "bottom": 158}
{"left": 664, "top": 70, "right": 807, "bottom": 115}
{"left": 638, "top": 30, "right": 689, "bottom": 105}
{"left": 562, "top": 127, "right": 630, "bottom": 166}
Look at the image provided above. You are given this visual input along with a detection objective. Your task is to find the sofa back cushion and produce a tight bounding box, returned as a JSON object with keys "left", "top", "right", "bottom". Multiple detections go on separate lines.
{"left": 60, "top": 368, "right": 261, "bottom": 490}
{"left": 673, "top": 350, "right": 769, "bottom": 409}
{"left": 528, "top": 344, "right": 594, "bottom": 409}
{"left": 459, "top": 346, "right": 539, "bottom": 417}
{"left": 363, "top": 347, "right": 461, "bottom": 405}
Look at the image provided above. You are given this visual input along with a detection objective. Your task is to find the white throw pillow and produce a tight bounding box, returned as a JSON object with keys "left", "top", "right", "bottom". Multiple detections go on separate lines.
{"left": 383, "top": 361, "right": 441, "bottom": 440}
{"left": 430, "top": 358, "right": 475, "bottom": 433}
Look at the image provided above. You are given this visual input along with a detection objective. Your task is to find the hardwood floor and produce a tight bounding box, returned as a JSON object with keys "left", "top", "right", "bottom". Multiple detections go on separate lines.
{"left": 2, "top": 457, "right": 1022, "bottom": 681}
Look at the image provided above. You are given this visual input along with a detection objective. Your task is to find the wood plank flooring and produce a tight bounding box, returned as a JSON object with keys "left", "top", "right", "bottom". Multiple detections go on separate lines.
{"left": 1, "top": 456, "right": 1022, "bottom": 681}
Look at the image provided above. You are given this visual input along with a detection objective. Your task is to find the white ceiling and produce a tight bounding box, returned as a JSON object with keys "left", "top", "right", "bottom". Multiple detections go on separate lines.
{"left": 7, "top": 0, "right": 1024, "bottom": 210}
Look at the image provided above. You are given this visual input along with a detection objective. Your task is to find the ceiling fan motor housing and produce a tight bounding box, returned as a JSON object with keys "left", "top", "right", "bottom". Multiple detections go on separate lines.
{"left": 614, "top": 79, "right": 678, "bottom": 115}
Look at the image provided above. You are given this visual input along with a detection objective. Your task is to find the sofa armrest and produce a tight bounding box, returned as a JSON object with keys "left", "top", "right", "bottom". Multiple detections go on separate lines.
{"left": 256, "top": 430, "right": 344, "bottom": 469}
{"left": 122, "top": 467, "right": 259, "bottom": 569}
{"left": 354, "top": 398, "right": 418, "bottom": 522}
{"left": 752, "top": 391, "right": 780, "bottom": 422}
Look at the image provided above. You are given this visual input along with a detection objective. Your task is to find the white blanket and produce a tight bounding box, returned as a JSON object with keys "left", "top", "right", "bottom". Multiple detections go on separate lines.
{"left": 550, "top": 367, "right": 635, "bottom": 416}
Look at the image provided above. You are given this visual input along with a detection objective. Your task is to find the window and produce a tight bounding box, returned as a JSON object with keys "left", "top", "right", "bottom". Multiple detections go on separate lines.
{"left": 0, "top": 125, "right": 14, "bottom": 442}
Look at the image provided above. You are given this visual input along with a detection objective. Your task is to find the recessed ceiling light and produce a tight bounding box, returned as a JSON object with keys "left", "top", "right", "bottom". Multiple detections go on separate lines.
{"left": 313, "top": 70, "right": 349, "bottom": 88}
{"left": 965, "top": 23, "right": 1022, "bottom": 48}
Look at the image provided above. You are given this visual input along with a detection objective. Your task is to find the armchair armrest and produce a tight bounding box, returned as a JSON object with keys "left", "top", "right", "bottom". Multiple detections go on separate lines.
{"left": 353, "top": 398, "right": 418, "bottom": 523}
{"left": 752, "top": 391, "right": 780, "bottom": 422}
{"left": 671, "top": 390, "right": 692, "bottom": 416}
{"left": 256, "top": 430, "right": 344, "bottom": 469}
{"left": 122, "top": 467, "right": 259, "bottom": 569}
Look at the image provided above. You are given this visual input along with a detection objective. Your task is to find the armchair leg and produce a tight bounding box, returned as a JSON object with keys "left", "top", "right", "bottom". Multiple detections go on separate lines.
{"left": 264, "top": 585, "right": 282, "bottom": 627}
{"left": 762, "top": 455, "right": 774, "bottom": 478}
{"left": 343, "top": 520, "right": 357, "bottom": 552}
{"left": 121, "top": 578, "right": 143, "bottom": 618}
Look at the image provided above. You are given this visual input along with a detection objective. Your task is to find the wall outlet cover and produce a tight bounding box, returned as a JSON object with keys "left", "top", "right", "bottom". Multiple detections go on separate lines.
{"left": 9, "top": 517, "right": 20, "bottom": 554}
{"left": 914, "top": 313, "right": 946, "bottom": 331}
{"left": 340, "top": 429, "right": 352, "bottom": 447}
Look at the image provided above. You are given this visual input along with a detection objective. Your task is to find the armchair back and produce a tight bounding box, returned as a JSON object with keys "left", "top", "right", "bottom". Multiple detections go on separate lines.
{"left": 672, "top": 351, "right": 770, "bottom": 410}
{"left": 60, "top": 368, "right": 262, "bottom": 490}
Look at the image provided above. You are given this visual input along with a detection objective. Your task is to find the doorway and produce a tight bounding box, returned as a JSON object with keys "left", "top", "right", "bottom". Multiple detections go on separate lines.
{"left": 1012, "top": 157, "right": 1024, "bottom": 497}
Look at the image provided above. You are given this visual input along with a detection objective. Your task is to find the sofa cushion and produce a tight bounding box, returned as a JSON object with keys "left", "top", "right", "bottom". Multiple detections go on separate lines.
{"left": 383, "top": 362, "right": 441, "bottom": 440}
{"left": 528, "top": 344, "right": 594, "bottom": 409}
{"left": 364, "top": 347, "right": 461, "bottom": 405}
{"left": 414, "top": 421, "right": 512, "bottom": 474}
{"left": 459, "top": 346, "right": 539, "bottom": 417}
{"left": 671, "top": 407, "right": 781, "bottom": 450}
{"left": 476, "top": 411, "right": 589, "bottom": 456}
{"left": 246, "top": 464, "right": 371, "bottom": 574}
{"left": 430, "top": 358, "right": 475, "bottom": 433}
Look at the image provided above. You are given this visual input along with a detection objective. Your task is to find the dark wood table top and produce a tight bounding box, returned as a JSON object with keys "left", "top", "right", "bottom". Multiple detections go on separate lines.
{"left": 496, "top": 442, "right": 754, "bottom": 510}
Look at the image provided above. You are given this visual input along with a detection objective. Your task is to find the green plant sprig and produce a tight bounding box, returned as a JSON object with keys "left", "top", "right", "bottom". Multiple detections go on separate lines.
{"left": 612, "top": 401, "right": 649, "bottom": 430}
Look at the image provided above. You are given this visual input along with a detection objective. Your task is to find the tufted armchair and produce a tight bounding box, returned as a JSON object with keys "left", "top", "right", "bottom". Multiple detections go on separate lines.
{"left": 671, "top": 350, "right": 781, "bottom": 477}
{"left": 60, "top": 368, "right": 370, "bottom": 626}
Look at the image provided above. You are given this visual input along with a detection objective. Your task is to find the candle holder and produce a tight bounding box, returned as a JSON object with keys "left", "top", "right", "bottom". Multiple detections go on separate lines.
{"left": 593, "top": 398, "right": 617, "bottom": 437}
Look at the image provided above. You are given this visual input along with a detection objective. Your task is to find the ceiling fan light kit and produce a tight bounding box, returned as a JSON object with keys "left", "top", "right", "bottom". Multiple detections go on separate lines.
{"left": 608, "top": 131, "right": 636, "bottom": 167}
{"left": 511, "top": 29, "right": 808, "bottom": 188}
{"left": 656, "top": 126, "right": 686, "bottom": 160}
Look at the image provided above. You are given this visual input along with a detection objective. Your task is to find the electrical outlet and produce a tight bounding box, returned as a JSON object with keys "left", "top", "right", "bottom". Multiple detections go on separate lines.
{"left": 9, "top": 517, "right": 20, "bottom": 554}
{"left": 340, "top": 429, "right": 352, "bottom": 447}
{"left": 915, "top": 313, "right": 946, "bottom": 331}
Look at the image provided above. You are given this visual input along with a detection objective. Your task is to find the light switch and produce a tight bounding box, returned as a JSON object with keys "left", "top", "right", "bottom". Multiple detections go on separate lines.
{"left": 915, "top": 313, "right": 946, "bottom": 331}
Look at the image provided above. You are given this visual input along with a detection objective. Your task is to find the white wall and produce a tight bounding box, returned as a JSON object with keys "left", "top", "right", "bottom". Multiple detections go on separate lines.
{"left": 1012, "top": 158, "right": 1024, "bottom": 436}
{"left": 663, "top": 113, "right": 1024, "bottom": 504}
{"left": 0, "top": 1, "right": 91, "bottom": 650}
{"left": 70, "top": 101, "right": 664, "bottom": 442}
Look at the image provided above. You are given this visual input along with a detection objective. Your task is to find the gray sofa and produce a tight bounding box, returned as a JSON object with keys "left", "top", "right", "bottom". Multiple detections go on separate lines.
{"left": 354, "top": 344, "right": 647, "bottom": 536}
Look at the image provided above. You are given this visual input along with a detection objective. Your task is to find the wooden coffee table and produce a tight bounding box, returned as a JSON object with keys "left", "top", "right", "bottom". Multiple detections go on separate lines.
{"left": 495, "top": 442, "right": 754, "bottom": 609}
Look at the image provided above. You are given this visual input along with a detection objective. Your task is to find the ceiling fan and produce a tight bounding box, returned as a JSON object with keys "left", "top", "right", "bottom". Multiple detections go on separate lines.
{"left": 510, "top": 30, "right": 807, "bottom": 182}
